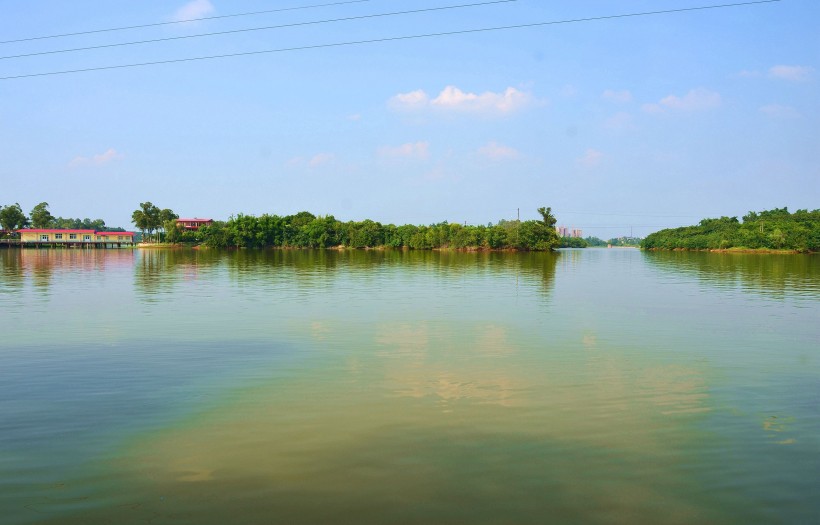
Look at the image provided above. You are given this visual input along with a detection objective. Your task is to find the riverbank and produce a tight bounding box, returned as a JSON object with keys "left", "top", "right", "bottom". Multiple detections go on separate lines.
{"left": 645, "top": 247, "right": 816, "bottom": 254}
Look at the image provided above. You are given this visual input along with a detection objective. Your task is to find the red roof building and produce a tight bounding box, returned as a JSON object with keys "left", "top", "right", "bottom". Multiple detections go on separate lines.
{"left": 176, "top": 218, "right": 213, "bottom": 230}
{"left": 17, "top": 229, "right": 135, "bottom": 244}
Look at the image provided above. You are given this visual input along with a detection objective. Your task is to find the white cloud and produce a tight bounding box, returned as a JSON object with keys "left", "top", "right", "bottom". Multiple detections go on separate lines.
{"left": 69, "top": 148, "right": 123, "bottom": 168}
{"left": 578, "top": 149, "right": 603, "bottom": 168}
{"left": 378, "top": 141, "right": 430, "bottom": 160}
{"left": 602, "top": 89, "right": 632, "bottom": 103}
{"left": 390, "top": 86, "right": 539, "bottom": 115}
{"left": 477, "top": 141, "right": 520, "bottom": 161}
{"left": 173, "top": 0, "right": 214, "bottom": 22}
{"left": 768, "top": 65, "right": 813, "bottom": 82}
{"left": 643, "top": 88, "right": 721, "bottom": 114}
{"left": 308, "top": 153, "right": 335, "bottom": 167}
{"left": 760, "top": 104, "right": 801, "bottom": 119}
{"left": 347, "top": 114, "right": 362, "bottom": 121}
{"left": 388, "top": 90, "right": 429, "bottom": 111}
{"left": 432, "top": 86, "right": 534, "bottom": 113}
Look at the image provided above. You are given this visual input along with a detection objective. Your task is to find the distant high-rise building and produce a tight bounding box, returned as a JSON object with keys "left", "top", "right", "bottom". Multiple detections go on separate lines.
{"left": 571, "top": 228, "right": 583, "bottom": 238}
{"left": 557, "top": 225, "right": 569, "bottom": 237}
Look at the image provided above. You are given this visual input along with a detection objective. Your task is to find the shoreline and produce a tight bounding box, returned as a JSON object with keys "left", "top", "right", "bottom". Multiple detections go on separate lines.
{"left": 644, "top": 247, "right": 816, "bottom": 254}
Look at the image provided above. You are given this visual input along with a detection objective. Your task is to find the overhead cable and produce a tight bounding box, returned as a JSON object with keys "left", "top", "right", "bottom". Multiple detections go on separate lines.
{"left": 0, "top": 0, "right": 375, "bottom": 45}
{"left": 0, "top": 1, "right": 517, "bottom": 61}
{"left": 0, "top": 1, "right": 781, "bottom": 81}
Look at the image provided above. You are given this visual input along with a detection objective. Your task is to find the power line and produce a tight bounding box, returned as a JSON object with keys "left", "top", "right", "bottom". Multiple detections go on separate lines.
{"left": 0, "top": 1, "right": 517, "bottom": 62}
{"left": 0, "top": 0, "right": 781, "bottom": 82}
{"left": 0, "top": 0, "right": 375, "bottom": 45}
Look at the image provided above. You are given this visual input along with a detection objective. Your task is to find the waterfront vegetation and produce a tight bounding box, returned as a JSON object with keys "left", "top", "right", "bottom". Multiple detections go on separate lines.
{"left": 0, "top": 202, "right": 123, "bottom": 234}
{"left": 558, "top": 236, "right": 644, "bottom": 248}
{"left": 4, "top": 202, "right": 818, "bottom": 254}
{"left": 641, "top": 208, "right": 820, "bottom": 252}
{"left": 168, "top": 207, "right": 562, "bottom": 251}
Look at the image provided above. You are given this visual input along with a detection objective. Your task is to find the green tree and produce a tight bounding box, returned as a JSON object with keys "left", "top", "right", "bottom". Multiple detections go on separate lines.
{"left": 158, "top": 208, "right": 178, "bottom": 242}
{"left": 348, "top": 219, "right": 385, "bottom": 248}
{"left": 302, "top": 216, "right": 340, "bottom": 247}
{"left": 164, "top": 219, "right": 181, "bottom": 244}
{"left": 132, "top": 202, "right": 161, "bottom": 242}
{"left": 642, "top": 208, "right": 819, "bottom": 251}
{"left": 584, "top": 236, "right": 608, "bottom": 247}
{"left": 198, "top": 221, "right": 229, "bottom": 248}
{"left": 537, "top": 206, "right": 558, "bottom": 229}
{"left": 0, "top": 203, "right": 29, "bottom": 234}
{"left": 228, "top": 213, "right": 261, "bottom": 248}
{"left": 30, "top": 202, "right": 55, "bottom": 228}
{"left": 131, "top": 210, "right": 149, "bottom": 239}
{"left": 769, "top": 228, "right": 786, "bottom": 249}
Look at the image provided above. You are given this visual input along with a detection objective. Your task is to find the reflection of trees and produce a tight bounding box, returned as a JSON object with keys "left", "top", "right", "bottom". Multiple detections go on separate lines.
{"left": 643, "top": 251, "right": 820, "bottom": 299}
{"left": 220, "top": 249, "right": 560, "bottom": 296}
{"left": 225, "top": 249, "right": 341, "bottom": 282}
{"left": 134, "top": 249, "right": 221, "bottom": 298}
{"left": 132, "top": 248, "right": 560, "bottom": 297}
{"left": 0, "top": 248, "right": 25, "bottom": 292}
{"left": 510, "top": 251, "right": 560, "bottom": 295}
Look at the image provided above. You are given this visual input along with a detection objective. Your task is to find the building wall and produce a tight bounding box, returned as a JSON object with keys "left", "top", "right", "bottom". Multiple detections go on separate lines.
{"left": 19, "top": 231, "right": 133, "bottom": 243}
{"left": 20, "top": 231, "right": 39, "bottom": 242}
{"left": 99, "top": 234, "right": 134, "bottom": 243}
{"left": 176, "top": 219, "right": 213, "bottom": 230}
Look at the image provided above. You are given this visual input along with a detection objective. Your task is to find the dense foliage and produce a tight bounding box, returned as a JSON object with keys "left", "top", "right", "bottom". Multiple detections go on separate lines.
{"left": 131, "top": 202, "right": 178, "bottom": 242}
{"left": 559, "top": 236, "right": 589, "bottom": 248}
{"left": 584, "top": 236, "right": 608, "bottom": 247}
{"left": 641, "top": 208, "right": 820, "bottom": 252}
{"left": 0, "top": 203, "right": 29, "bottom": 234}
{"left": 608, "top": 236, "right": 643, "bottom": 247}
{"left": 0, "top": 201, "right": 124, "bottom": 235}
{"left": 181, "top": 208, "right": 561, "bottom": 251}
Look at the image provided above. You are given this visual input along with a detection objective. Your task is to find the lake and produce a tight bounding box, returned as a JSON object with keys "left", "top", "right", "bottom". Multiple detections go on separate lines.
{"left": 1, "top": 247, "right": 818, "bottom": 524}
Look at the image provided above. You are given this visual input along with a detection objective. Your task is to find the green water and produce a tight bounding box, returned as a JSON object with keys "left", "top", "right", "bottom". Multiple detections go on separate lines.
{"left": 1, "top": 248, "right": 818, "bottom": 524}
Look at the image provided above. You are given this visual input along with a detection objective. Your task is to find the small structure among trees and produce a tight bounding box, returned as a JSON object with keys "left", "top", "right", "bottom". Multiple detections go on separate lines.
{"left": 176, "top": 218, "right": 214, "bottom": 231}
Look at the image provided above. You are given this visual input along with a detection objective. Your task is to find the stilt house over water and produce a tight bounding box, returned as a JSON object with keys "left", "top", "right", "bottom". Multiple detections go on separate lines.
{"left": 16, "top": 229, "right": 135, "bottom": 248}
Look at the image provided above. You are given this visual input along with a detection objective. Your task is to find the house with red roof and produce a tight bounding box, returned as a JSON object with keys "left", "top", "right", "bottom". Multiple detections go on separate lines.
{"left": 17, "top": 229, "right": 135, "bottom": 246}
{"left": 175, "top": 218, "right": 213, "bottom": 231}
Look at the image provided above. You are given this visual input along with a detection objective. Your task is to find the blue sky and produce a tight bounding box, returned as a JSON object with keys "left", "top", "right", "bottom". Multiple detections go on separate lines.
{"left": 0, "top": 0, "right": 817, "bottom": 237}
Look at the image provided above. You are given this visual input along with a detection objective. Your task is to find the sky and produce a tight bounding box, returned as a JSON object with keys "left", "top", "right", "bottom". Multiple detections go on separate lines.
{"left": 0, "top": 0, "right": 817, "bottom": 238}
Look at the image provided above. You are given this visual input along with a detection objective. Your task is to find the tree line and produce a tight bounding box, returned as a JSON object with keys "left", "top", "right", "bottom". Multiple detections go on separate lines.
{"left": 641, "top": 208, "right": 820, "bottom": 252}
{"left": 558, "top": 236, "right": 644, "bottom": 248}
{"left": 0, "top": 202, "right": 123, "bottom": 234}
{"left": 168, "top": 207, "right": 562, "bottom": 251}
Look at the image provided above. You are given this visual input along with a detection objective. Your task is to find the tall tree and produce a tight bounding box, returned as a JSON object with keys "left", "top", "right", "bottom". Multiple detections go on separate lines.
{"left": 132, "top": 202, "right": 161, "bottom": 242}
{"left": 0, "top": 203, "right": 29, "bottom": 234}
{"left": 30, "top": 202, "right": 55, "bottom": 228}
{"left": 537, "top": 206, "right": 558, "bottom": 229}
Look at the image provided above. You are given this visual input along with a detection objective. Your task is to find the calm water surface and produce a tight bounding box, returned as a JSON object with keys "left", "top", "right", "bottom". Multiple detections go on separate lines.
{"left": 0, "top": 248, "right": 818, "bottom": 524}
